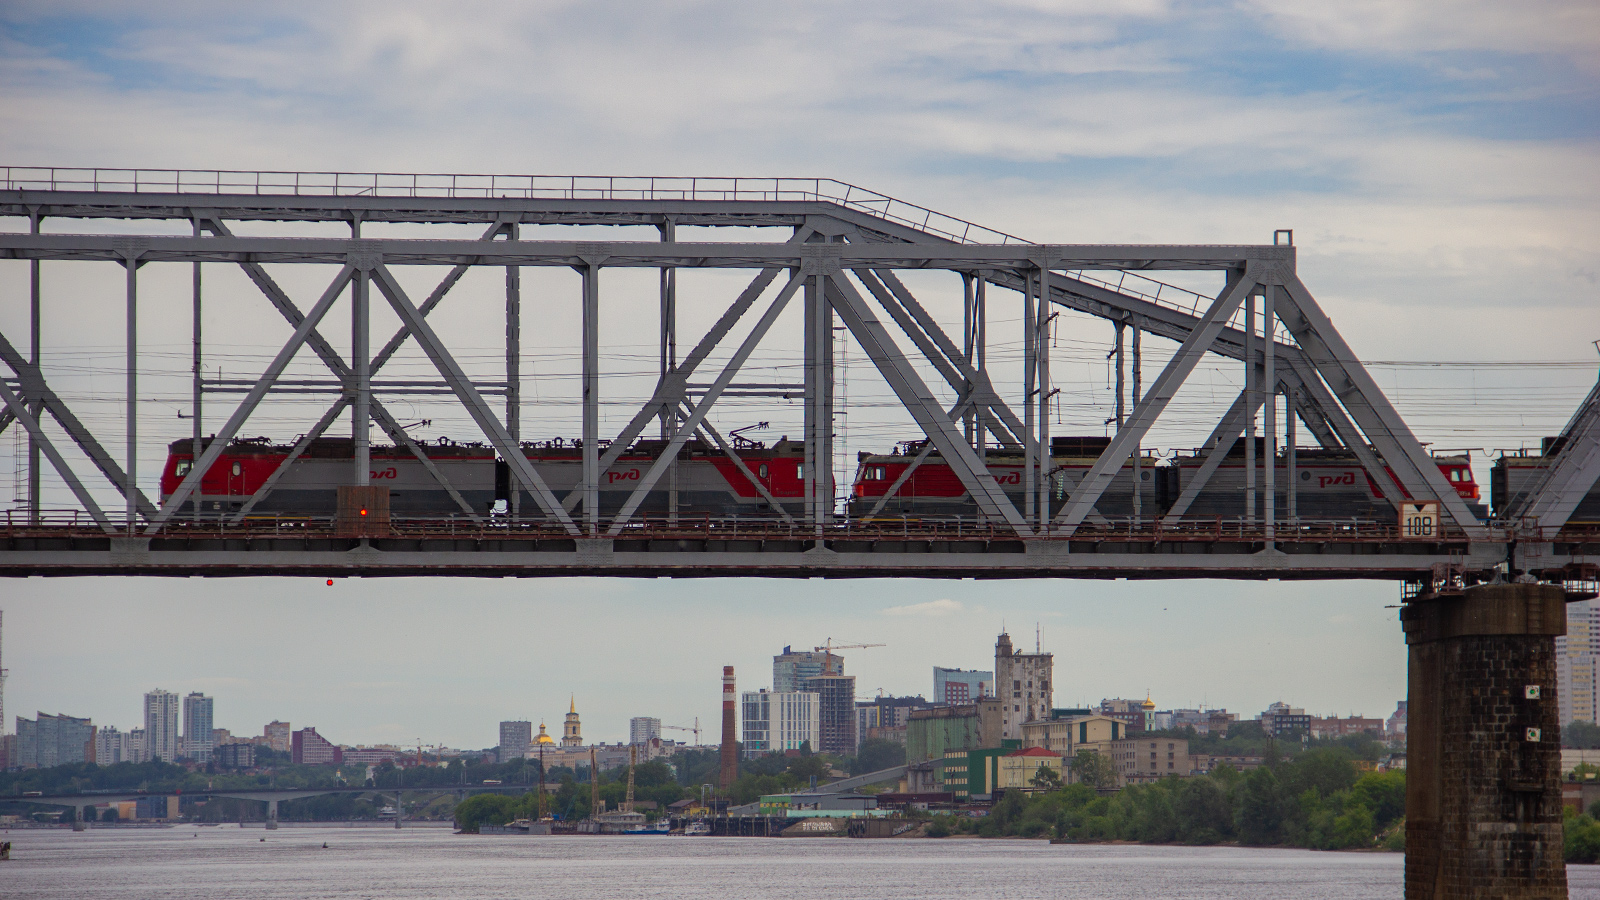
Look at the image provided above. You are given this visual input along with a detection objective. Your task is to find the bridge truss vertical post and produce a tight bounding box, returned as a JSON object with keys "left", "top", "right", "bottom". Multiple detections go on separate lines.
{"left": 659, "top": 219, "right": 678, "bottom": 522}
{"left": 123, "top": 250, "right": 138, "bottom": 531}
{"left": 1023, "top": 268, "right": 1036, "bottom": 524}
{"left": 1132, "top": 319, "right": 1142, "bottom": 522}
{"left": 582, "top": 264, "right": 599, "bottom": 536}
{"left": 1114, "top": 319, "right": 1125, "bottom": 430}
{"left": 962, "top": 273, "right": 975, "bottom": 445}
{"left": 352, "top": 219, "right": 370, "bottom": 489}
{"left": 1263, "top": 284, "right": 1277, "bottom": 545}
{"left": 1287, "top": 385, "right": 1298, "bottom": 522}
{"left": 27, "top": 211, "right": 40, "bottom": 525}
{"left": 505, "top": 222, "right": 521, "bottom": 521}
{"left": 1035, "top": 258, "right": 1052, "bottom": 531}
{"left": 975, "top": 274, "right": 988, "bottom": 474}
{"left": 1244, "top": 289, "right": 1257, "bottom": 526}
{"left": 805, "top": 267, "right": 834, "bottom": 533}
{"left": 191, "top": 216, "right": 203, "bottom": 520}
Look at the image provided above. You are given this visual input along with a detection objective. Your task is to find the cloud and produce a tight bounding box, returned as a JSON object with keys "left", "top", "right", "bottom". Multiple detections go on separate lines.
{"left": 884, "top": 598, "right": 965, "bottom": 617}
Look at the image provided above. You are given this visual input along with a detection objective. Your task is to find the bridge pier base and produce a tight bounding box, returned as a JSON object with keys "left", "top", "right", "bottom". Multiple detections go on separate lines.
{"left": 266, "top": 800, "right": 278, "bottom": 830}
{"left": 1402, "top": 582, "right": 1567, "bottom": 899}
{"left": 72, "top": 805, "right": 90, "bottom": 831}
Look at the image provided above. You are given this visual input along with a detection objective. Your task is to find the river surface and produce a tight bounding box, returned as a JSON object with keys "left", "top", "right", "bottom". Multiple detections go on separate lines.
{"left": 8, "top": 825, "right": 1600, "bottom": 899}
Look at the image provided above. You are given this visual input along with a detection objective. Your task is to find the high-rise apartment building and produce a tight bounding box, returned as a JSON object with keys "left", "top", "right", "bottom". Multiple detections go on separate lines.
{"left": 264, "top": 721, "right": 291, "bottom": 753}
{"left": 94, "top": 726, "right": 133, "bottom": 764}
{"left": 774, "top": 646, "right": 842, "bottom": 693}
{"left": 127, "top": 727, "right": 148, "bottom": 763}
{"left": 630, "top": 717, "right": 662, "bottom": 745}
{"left": 144, "top": 690, "right": 181, "bottom": 763}
{"left": 499, "top": 720, "right": 532, "bottom": 763}
{"left": 1558, "top": 600, "right": 1600, "bottom": 726}
{"left": 995, "top": 632, "right": 1052, "bottom": 741}
{"left": 741, "top": 689, "right": 820, "bottom": 757}
{"left": 183, "top": 693, "right": 214, "bottom": 763}
{"left": 933, "top": 667, "right": 993, "bottom": 704}
{"left": 802, "top": 674, "right": 857, "bottom": 756}
{"left": 16, "top": 712, "right": 93, "bottom": 768}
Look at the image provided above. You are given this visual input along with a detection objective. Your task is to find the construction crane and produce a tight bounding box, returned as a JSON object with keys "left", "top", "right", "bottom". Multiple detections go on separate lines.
{"left": 623, "top": 745, "right": 637, "bottom": 813}
{"left": 814, "top": 638, "right": 887, "bottom": 656}
{"left": 663, "top": 718, "right": 701, "bottom": 745}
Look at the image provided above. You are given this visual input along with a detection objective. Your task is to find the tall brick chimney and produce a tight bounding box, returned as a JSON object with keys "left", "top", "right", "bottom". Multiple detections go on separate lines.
{"left": 719, "top": 666, "right": 737, "bottom": 791}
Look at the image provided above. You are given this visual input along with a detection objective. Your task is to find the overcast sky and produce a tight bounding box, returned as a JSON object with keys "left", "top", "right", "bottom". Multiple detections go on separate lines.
{"left": 1, "top": 2, "right": 1597, "bottom": 749}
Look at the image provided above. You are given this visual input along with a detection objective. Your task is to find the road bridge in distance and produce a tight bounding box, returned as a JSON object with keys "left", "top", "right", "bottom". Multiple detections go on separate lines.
{"left": 9, "top": 783, "right": 533, "bottom": 831}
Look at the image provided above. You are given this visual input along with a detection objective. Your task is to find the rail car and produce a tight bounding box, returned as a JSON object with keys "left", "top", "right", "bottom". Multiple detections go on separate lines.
{"left": 159, "top": 436, "right": 814, "bottom": 520}
{"left": 850, "top": 436, "right": 1483, "bottom": 523}
{"left": 1492, "top": 437, "right": 1600, "bottom": 525}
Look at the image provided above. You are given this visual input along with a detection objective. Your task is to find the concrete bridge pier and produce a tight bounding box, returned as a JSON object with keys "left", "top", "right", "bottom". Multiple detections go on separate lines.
{"left": 1402, "top": 582, "right": 1568, "bottom": 899}
{"left": 266, "top": 800, "right": 278, "bottom": 830}
{"left": 394, "top": 792, "right": 403, "bottom": 829}
{"left": 72, "top": 804, "right": 91, "bottom": 831}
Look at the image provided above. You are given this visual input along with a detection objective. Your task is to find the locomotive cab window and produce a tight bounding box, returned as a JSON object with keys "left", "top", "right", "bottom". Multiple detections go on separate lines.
{"left": 231, "top": 462, "right": 242, "bottom": 477}
{"left": 175, "top": 461, "right": 191, "bottom": 476}
{"left": 796, "top": 463, "right": 804, "bottom": 479}
{"left": 758, "top": 464, "right": 769, "bottom": 479}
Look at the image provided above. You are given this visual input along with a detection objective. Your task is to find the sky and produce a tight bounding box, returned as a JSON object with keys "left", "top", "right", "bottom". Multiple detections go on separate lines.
{"left": 0, "top": 1, "right": 1597, "bottom": 749}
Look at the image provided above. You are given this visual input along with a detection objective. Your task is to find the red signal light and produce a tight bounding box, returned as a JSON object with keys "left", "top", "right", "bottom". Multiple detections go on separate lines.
{"left": 359, "top": 508, "right": 368, "bottom": 516}
{"left": 326, "top": 579, "right": 333, "bottom": 586}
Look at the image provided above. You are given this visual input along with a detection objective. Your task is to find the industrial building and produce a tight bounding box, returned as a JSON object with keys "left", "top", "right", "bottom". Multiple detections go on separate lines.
{"left": 906, "top": 700, "right": 1005, "bottom": 764}
{"left": 995, "top": 632, "right": 1053, "bottom": 741}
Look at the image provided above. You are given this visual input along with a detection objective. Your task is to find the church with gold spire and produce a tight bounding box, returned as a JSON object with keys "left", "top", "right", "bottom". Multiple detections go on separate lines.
{"left": 562, "top": 695, "right": 583, "bottom": 748}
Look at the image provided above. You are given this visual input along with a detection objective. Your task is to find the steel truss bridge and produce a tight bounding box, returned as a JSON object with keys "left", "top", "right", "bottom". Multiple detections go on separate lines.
{"left": 0, "top": 168, "right": 1594, "bottom": 583}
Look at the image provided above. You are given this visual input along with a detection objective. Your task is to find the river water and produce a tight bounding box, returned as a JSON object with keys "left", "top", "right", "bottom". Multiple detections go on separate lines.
{"left": 8, "top": 825, "right": 1600, "bottom": 899}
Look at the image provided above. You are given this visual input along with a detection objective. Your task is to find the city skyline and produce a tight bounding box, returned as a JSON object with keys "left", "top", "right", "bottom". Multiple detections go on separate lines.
{"left": 2, "top": 576, "right": 1404, "bottom": 749}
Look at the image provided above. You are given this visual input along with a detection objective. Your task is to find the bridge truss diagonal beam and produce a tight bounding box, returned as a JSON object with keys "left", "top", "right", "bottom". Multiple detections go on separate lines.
{"left": 559, "top": 227, "right": 817, "bottom": 514}
{"left": 1516, "top": 376, "right": 1600, "bottom": 532}
{"left": 826, "top": 270, "right": 1028, "bottom": 532}
{"left": 368, "top": 264, "right": 577, "bottom": 535}
{"left": 606, "top": 271, "right": 807, "bottom": 536}
{"left": 151, "top": 265, "right": 357, "bottom": 529}
{"left": 0, "top": 373, "right": 111, "bottom": 529}
{"left": 1277, "top": 276, "right": 1486, "bottom": 539}
{"left": 0, "top": 327, "right": 157, "bottom": 520}
{"left": 854, "top": 267, "right": 1026, "bottom": 450}
{"left": 208, "top": 217, "right": 494, "bottom": 522}
{"left": 1055, "top": 268, "right": 1256, "bottom": 533}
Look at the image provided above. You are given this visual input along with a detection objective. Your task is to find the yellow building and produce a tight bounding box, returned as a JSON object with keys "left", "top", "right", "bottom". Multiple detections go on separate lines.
{"left": 1022, "top": 714, "right": 1125, "bottom": 757}
{"left": 997, "top": 747, "right": 1063, "bottom": 791}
